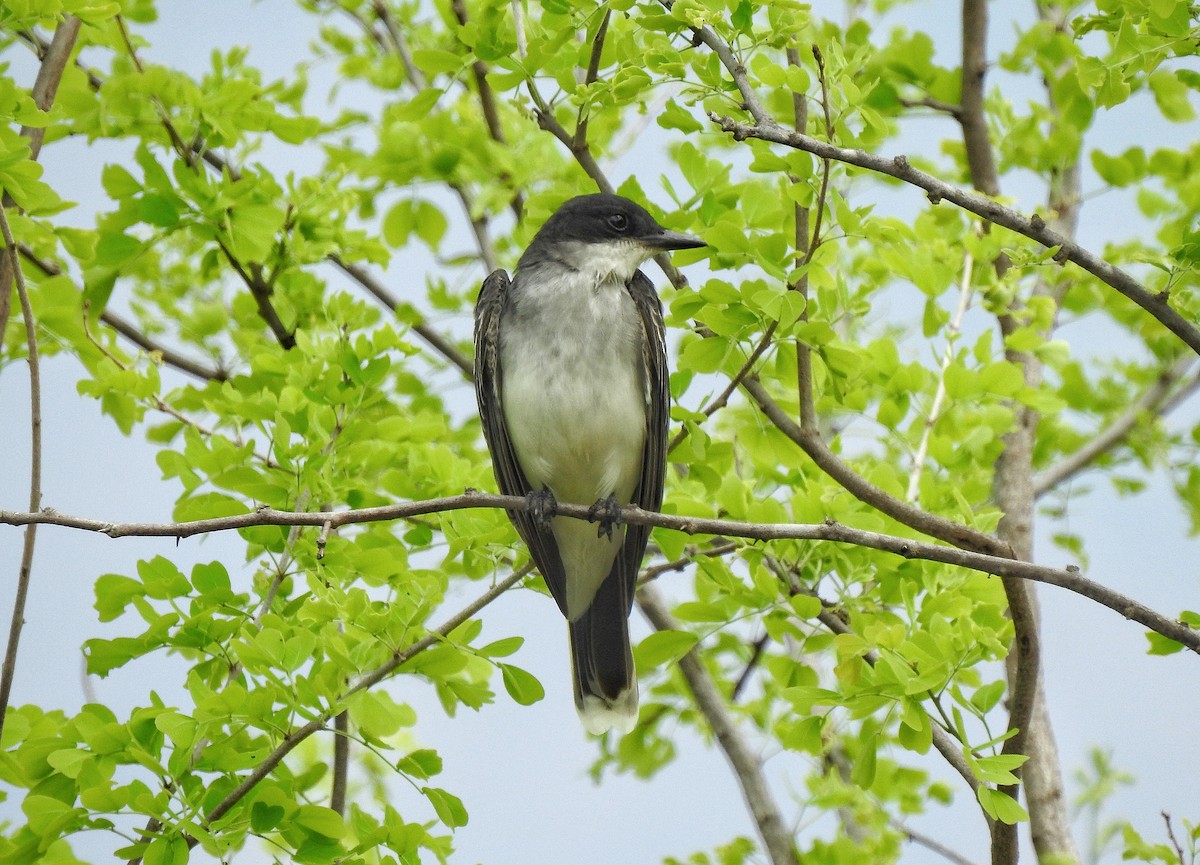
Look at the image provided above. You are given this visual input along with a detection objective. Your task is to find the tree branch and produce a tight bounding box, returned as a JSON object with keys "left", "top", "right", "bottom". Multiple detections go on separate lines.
{"left": 960, "top": 0, "right": 1000, "bottom": 196}
{"left": 740, "top": 375, "right": 1012, "bottom": 557}
{"left": 0, "top": 204, "right": 43, "bottom": 741}
{"left": 448, "top": 0, "right": 525, "bottom": 221}
{"left": 3, "top": 494, "right": 1196, "bottom": 652}
{"left": 637, "top": 584, "right": 800, "bottom": 865}
{"left": 0, "top": 14, "right": 82, "bottom": 743}
{"left": 706, "top": 114, "right": 1200, "bottom": 357}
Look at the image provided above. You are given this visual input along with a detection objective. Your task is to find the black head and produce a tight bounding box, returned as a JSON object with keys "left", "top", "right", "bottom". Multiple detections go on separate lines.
{"left": 526, "top": 193, "right": 705, "bottom": 255}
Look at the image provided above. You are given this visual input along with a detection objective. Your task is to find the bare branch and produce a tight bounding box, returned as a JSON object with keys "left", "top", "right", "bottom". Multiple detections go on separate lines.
{"left": 330, "top": 710, "right": 349, "bottom": 816}
{"left": 20, "top": 16, "right": 81, "bottom": 159}
{"left": 0, "top": 14, "right": 82, "bottom": 742}
{"left": 3, "top": 493, "right": 1196, "bottom": 651}
{"left": 0, "top": 204, "right": 42, "bottom": 740}
{"left": 637, "top": 584, "right": 800, "bottom": 865}
{"left": 707, "top": 113, "right": 1200, "bottom": 356}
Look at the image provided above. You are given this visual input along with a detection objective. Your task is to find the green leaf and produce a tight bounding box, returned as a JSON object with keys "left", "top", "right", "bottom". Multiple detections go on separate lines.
{"left": 250, "top": 801, "right": 286, "bottom": 833}
{"left": 679, "top": 337, "right": 727, "bottom": 374}
{"left": 499, "top": 663, "right": 545, "bottom": 705}
{"left": 422, "top": 787, "right": 469, "bottom": 828}
{"left": 94, "top": 573, "right": 146, "bottom": 621}
{"left": 478, "top": 636, "right": 523, "bottom": 658}
{"left": 1148, "top": 69, "right": 1196, "bottom": 122}
{"left": 397, "top": 748, "right": 443, "bottom": 780}
{"left": 1145, "top": 631, "right": 1185, "bottom": 655}
{"left": 850, "top": 735, "right": 878, "bottom": 789}
{"left": 295, "top": 805, "right": 346, "bottom": 839}
{"left": 636, "top": 630, "right": 698, "bottom": 668}
{"left": 977, "top": 786, "right": 1028, "bottom": 824}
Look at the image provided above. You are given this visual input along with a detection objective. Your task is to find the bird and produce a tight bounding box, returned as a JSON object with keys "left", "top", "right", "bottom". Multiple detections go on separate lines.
{"left": 473, "top": 193, "right": 705, "bottom": 734}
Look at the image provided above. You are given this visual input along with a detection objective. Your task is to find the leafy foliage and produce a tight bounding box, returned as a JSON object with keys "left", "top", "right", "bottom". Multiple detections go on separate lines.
{"left": 1, "top": 1, "right": 1198, "bottom": 864}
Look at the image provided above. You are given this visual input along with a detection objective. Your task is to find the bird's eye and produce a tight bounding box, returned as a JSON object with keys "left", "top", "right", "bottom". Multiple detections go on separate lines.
{"left": 607, "top": 213, "right": 628, "bottom": 231}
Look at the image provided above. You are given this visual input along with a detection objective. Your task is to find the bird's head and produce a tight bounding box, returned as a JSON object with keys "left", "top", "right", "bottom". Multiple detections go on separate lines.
{"left": 519, "top": 194, "right": 705, "bottom": 284}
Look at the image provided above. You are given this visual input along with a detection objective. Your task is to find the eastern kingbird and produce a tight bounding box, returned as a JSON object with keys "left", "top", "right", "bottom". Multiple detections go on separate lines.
{"left": 474, "top": 194, "right": 704, "bottom": 734}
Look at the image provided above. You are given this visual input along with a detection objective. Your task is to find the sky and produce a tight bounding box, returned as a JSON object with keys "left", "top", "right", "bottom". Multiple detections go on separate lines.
{"left": 1, "top": 3, "right": 1198, "bottom": 865}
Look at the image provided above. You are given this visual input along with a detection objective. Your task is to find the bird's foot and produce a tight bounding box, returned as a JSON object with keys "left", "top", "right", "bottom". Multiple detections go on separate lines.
{"left": 525, "top": 488, "right": 558, "bottom": 527}
{"left": 587, "top": 494, "right": 623, "bottom": 541}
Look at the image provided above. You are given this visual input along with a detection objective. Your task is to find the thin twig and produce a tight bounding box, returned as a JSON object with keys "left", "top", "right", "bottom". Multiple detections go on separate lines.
{"left": 740, "top": 375, "right": 1012, "bottom": 557}
{"left": 447, "top": 0, "right": 525, "bottom": 220}
{"left": 907, "top": 245, "right": 975, "bottom": 502}
{"left": 0, "top": 205, "right": 42, "bottom": 740}
{"left": 328, "top": 255, "right": 474, "bottom": 378}
{"left": 573, "top": 9, "right": 612, "bottom": 149}
{"left": 19, "top": 245, "right": 228, "bottom": 382}
{"left": 895, "top": 819, "right": 985, "bottom": 865}
{"left": 667, "top": 322, "right": 778, "bottom": 454}
{"left": 330, "top": 710, "right": 349, "bottom": 816}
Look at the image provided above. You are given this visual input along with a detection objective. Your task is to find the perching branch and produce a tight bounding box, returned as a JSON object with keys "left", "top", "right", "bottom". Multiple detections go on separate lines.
{"left": 707, "top": 113, "right": 1200, "bottom": 357}
{"left": 637, "top": 584, "right": 800, "bottom": 865}
{"left": 3, "top": 493, "right": 1197, "bottom": 652}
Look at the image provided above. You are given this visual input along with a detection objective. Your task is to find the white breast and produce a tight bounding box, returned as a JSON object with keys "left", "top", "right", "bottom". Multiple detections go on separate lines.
{"left": 500, "top": 273, "right": 648, "bottom": 616}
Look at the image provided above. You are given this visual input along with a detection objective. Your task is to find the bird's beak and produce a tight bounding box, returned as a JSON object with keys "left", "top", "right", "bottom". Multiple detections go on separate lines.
{"left": 643, "top": 229, "right": 706, "bottom": 251}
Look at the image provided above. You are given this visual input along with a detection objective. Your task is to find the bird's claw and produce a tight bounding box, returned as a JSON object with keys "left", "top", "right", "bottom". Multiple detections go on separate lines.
{"left": 587, "top": 494, "right": 623, "bottom": 540}
{"left": 525, "top": 488, "right": 558, "bottom": 527}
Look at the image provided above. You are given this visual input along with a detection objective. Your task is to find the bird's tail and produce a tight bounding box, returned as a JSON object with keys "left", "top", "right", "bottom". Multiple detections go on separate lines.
{"left": 568, "top": 572, "right": 638, "bottom": 736}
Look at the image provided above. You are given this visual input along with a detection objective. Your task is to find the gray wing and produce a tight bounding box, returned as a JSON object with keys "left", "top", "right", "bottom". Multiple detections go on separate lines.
{"left": 617, "top": 269, "right": 670, "bottom": 613}
{"left": 473, "top": 269, "right": 568, "bottom": 609}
